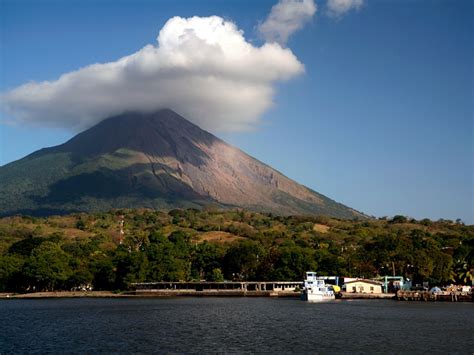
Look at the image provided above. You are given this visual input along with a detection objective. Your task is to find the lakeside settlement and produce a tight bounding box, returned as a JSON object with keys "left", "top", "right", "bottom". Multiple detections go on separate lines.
{"left": 2, "top": 278, "right": 471, "bottom": 302}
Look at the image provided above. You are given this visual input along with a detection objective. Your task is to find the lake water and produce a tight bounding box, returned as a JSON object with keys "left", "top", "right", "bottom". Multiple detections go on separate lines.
{"left": 1, "top": 298, "right": 473, "bottom": 353}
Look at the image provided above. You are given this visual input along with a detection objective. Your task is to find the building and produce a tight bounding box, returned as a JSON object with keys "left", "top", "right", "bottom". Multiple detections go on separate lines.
{"left": 373, "top": 276, "right": 410, "bottom": 293}
{"left": 343, "top": 279, "right": 383, "bottom": 294}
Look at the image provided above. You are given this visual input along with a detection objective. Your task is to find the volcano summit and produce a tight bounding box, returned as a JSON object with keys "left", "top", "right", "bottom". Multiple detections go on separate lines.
{"left": 0, "top": 109, "right": 363, "bottom": 218}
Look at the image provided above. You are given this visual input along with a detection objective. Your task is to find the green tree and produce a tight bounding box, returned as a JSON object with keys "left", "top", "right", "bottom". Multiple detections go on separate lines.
{"left": 223, "top": 240, "right": 264, "bottom": 280}
{"left": 8, "top": 237, "right": 45, "bottom": 256}
{"left": 89, "top": 256, "right": 116, "bottom": 290}
{"left": 270, "top": 246, "right": 317, "bottom": 280}
{"left": 76, "top": 219, "right": 86, "bottom": 231}
{"left": 429, "top": 252, "right": 454, "bottom": 284}
{"left": 0, "top": 254, "right": 25, "bottom": 291}
{"left": 191, "top": 242, "right": 224, "bottom": 280}
{"left": 67, "top": 268, "right": 94, "bottom": 289}
{"left": 209, "top": 268, "right": 224, "bottom": 282}
{"left": 391, "top": 215, "right": 408, "bottom": 224}
{"left": 145, "top": 232, "right": 190, "bottom": 282}
{"left": 23, "top": 241, "right": 72, "bottom": 291}
{"left": 113, "top": 246, "right": 148, "bottom": 289}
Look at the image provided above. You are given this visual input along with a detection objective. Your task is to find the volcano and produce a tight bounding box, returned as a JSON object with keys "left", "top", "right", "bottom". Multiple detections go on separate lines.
{"left": 0, "top": 109, "right": 364, "bottom": 218}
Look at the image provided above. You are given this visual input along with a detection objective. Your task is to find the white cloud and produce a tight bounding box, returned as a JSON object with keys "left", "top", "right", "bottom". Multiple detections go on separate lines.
{"left": 1, "top": 16, "right": 304, "bottom": 132}
{"left": 258, "top": 0, "right": 317, "bottom": 45}
{"left": 327, "top": 0, "right": 363, "bottom": 18}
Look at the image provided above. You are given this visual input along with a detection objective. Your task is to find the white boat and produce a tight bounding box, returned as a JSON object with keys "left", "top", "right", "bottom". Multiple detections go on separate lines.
{"left": 301, "top": 271, "right": 336, "bottom": 302}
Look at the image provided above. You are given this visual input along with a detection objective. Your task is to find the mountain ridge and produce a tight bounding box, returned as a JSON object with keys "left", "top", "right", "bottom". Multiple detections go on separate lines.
{"left": 0, "top": 109, "right": 365, "bottom": 219}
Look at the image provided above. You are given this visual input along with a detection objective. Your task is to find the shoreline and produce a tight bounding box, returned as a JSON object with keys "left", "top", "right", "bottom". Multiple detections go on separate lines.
{"left": 0, "top": 291, "right": 300, "bottom": 299}
{"left": 0, "top": 291, "right": 397, "bottom": 300}
{"left": 3, "top": 291, "right": 471, "bottom": 302}
{"left": 0, "top": 291, "right": 136, "bottom": 299}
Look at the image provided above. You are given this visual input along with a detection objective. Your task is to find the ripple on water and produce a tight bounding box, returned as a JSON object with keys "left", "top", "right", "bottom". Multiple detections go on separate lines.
{"left": 0, "top": 297, "right": 473, "bottom": 353}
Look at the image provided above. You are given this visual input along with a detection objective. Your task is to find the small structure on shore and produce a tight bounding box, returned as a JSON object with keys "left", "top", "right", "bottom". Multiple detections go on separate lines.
{"left": 397, "top": 289, "right": 472, "bottom": 302}
{"left": 343, "top": 279, "right": 383, "bottom": 294}
{"left": 373, "top": 276, "right": 410, "bottom": 293}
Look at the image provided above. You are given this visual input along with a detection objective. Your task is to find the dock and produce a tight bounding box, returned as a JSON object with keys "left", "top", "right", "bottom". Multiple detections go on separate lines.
{"left": 397, "top": 290, "right": 473, "bottom": 302}
{"left": 340, "top": 292, "right": 395, "bottom": 300}
{"left": 132, "top": 282, "right": 398, "bottom": 299}
{"left": 132, "top": 281, "right": 302, "bottom": 297}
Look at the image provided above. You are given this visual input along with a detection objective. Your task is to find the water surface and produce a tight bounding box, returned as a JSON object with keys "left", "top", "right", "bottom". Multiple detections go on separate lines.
{"left": 1, "top": 298, "right": 472, "bottom": 353}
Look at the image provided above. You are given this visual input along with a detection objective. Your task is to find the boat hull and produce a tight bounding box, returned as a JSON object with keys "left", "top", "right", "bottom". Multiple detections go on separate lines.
{"left": 301, "top": 291, "right": 335, "bottom": 302}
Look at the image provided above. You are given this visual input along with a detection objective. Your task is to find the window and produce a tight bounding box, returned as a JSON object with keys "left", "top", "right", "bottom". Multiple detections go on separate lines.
{"left": 370, "top": 286, "right": 374, "bottom": 291}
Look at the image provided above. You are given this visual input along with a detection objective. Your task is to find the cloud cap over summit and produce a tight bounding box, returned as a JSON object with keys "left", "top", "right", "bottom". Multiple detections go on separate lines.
{"left": 1, "top": 15, "right": 304, "bottom": 133}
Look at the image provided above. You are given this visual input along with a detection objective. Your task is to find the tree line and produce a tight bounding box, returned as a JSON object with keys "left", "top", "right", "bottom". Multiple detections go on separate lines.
{"left": 0, "top": 209, "right": 472, "bottom": 292}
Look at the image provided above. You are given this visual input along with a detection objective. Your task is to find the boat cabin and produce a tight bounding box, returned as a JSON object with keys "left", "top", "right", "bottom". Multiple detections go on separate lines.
{"left": 304, "top": 272, "right": 329, "bottom": 291}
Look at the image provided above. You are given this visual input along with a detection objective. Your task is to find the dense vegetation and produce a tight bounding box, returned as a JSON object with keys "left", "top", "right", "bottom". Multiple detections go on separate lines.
{"left": 0, "top": 209, "right": 472, "bottom": 292}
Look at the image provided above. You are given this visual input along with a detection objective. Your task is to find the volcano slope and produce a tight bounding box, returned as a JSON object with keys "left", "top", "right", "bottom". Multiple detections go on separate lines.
{"left": 0, "top": 109, "right": 364, "bottom": 218}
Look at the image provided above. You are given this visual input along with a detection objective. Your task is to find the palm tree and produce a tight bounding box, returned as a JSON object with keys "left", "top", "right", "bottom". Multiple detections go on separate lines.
{"left": 453, "top": 260, "right": 473, "bottom": 285}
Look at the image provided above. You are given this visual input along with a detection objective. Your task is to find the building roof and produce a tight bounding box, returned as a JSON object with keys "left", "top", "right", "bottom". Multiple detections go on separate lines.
{"left": 344, "top": 279, "right": 383, "bottom": 286}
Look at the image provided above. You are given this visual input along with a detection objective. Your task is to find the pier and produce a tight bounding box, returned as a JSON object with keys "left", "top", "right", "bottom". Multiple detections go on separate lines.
{"left": 132, "top": 282, "right": 472, "bottom": 301}
{"left": 339, "top": 292, "right": 395, "bottom": 300}
{"left": 397, "top": 290, "right": 473, "bottom": 302}
{"left": 132, "top": 282, "right": 397, "bottom": 299}
{"left": 132, "top": 281, "right": 302, "bottom": 297}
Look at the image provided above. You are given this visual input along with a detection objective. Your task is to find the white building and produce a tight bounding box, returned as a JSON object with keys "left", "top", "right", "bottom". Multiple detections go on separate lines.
{"left": 343, "top": 279, "right": 383, "bottom": 294}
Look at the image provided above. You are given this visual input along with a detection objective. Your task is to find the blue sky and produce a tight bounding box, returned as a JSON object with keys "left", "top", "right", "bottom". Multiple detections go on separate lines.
{"left": 1, "top": 0, "right": 472, "bottom": 223}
